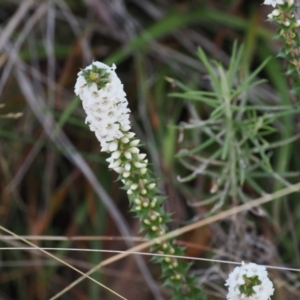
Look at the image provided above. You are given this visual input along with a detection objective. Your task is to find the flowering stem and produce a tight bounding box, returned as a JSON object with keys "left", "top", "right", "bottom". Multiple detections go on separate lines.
{"left": 75, "top": 62, "right": 206, "bottom": 299}
{"left": 268, "top": 0, "right": 300, "bottom": 94}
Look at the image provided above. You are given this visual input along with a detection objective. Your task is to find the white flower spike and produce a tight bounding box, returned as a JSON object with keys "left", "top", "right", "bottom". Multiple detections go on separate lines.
{"left": 75, "top": 61, "right": 150, "bottom": 180}
{"left": 225, "top": 262, "right": 274, "bottom": 300}
{"left": 75, "top": 62, "right": 131, "bottom": 150}
{"left": 263, "top": 0, "right": 284, "bottom": 6}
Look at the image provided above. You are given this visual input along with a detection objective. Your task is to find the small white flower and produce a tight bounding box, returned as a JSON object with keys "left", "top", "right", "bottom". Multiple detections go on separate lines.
{"left": 106, "top": 157, "right": 114, "bottom": 164}
{"left": 109, "top": 159, "right": 122, "bottom": 169}
{"left": 74, "top": 75, "right": 87, "bottom": 95}
{"left": 104, "top": 122, "right": 122, "bottom": 141}
{"left": 121, "top": 124, "right": 131, "bottom": 131}
{"left": 97, "top": 97, "right": 115, "bottom": 111}
{"left": 134, "top": 198, "right": 141, "bottom": 205}
{"left": 271, "top": 9, "right": 280, "bottom": 16}
{"left": 226, "top": 262, "right": 274, "bottom": 300}
{"left": 108, "top": 141, "right": 119, "bottom": 152}
{"left": 263, "top": 0, "right": 284, "bottom": 6}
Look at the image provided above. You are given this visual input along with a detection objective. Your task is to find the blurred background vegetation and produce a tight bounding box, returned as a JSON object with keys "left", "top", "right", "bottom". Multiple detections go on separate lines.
{"left": 0, "top": 0, "right": 300, "bottom": 299}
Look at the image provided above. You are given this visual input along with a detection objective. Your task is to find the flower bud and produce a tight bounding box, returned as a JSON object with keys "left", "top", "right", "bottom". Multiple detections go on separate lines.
{"left": 148, "top": 183, "right": 156, "bottom": 190}
{"left": 128, "top": 147, "right": 139, "bottom": 154}
{"left": 134, "top": 162, "right": 143, "bottom": 168}
{"left": 121, "top": 137, "right": 129, "bottom": 144}
{"left": 138, "top": 153, "right": 147, "bottom": 160}
{"left": 169, "top": 247, "right": 175, "bottom": 254}
{"left": 126, "top": 132, "right": 135, "bottom": 138}
{"left": 121, "top": 125, "right": 131, "bottom": 131}
{"left": 109, "top": 159, "right": 122, "bottom": 169}
{"left": 174, "top": 274, "right": 181, "bottom": 280}
{"left": 130, "top": 139, "right": 140, "bottom": 147}
{"left": 125, "top": 163, "right": 131, "bottom": 171}
{"left": 106, "top": 157, "right": 113, "bottom": 163}
{"left": 114, "top": 167, "right": 124, "bottom": 174}
{"left": 151, "top": 199, "right": 157, "bottom": 208}
{"left": 131, "top": 183, "right": 138, "bottom": 190}
{"left": 108, "top": 141, "right": 118, "bottom": 152}
{"left": 141, "top": 168, "right": 147, "bottom": 175}
{"left": 111, "top": 151, "right": 121, "bottom": 159}
{"left": 272, "top": 9, "right": 280, "bottom": 17}
{"left": 123, "top": 171, "right": 130, "bottom": 178}
{"left": 124, "top": 152, "right": 132, "bottom": 159}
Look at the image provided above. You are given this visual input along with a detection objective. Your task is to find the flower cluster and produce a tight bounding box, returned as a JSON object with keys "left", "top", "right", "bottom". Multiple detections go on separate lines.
{"left": 263, "top": 0, "right": 288, "bottom": 7}
{"left": 75, "top": 62, "right": 206, "bottom": 300}
{"left": 266, "top": 0, "right": 296, "bottom": 21}
{"left": 106, "top": 139, "right": 147, "bottom": 176}
{"left": 264, "top": 0, "right": 300, "bottom": 93}
{"left": 225, "top": 262, "right": 274, "bottom": 300}
{"left": 75, "top": 62, "right": 131, "bottom": 151}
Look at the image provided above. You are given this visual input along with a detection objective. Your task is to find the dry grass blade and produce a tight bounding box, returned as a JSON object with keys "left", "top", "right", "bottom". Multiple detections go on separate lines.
{"left": 5, "top": 133, "right": 46, "bottom": 192}
{"left": 0, "top": 3, "right": 50, "bottom": 95}
{"left": 0, "top": 225, "right": 128, "bottom": 300}
{"left": 0, "top": 235, "right": 147, "bottom": 242}
{"left": 2, "top": 247, "right": 300, "bottom": 273}
{"left": 0, "top": 0, "right": 35, "bottom": 52}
